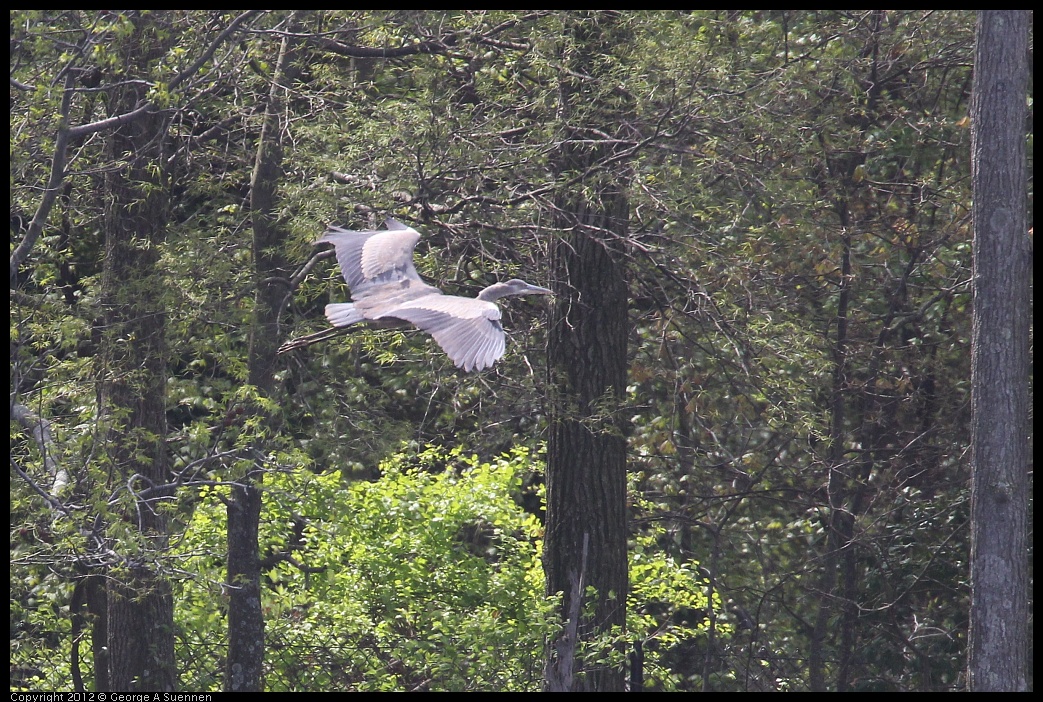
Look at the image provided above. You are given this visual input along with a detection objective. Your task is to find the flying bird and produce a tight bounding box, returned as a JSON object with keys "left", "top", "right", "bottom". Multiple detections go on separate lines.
{"left": 279, "top": 218, "right": 552, "bottom": 371}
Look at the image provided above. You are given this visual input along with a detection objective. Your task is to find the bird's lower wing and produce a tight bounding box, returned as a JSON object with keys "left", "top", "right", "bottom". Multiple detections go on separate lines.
{"left": 390, "top": 303, "right": 505, "bottom": 372}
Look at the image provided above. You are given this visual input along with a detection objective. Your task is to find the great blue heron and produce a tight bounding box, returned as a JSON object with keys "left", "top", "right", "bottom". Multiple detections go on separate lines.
{"left": 278, "top": 218, "right": 552, "bottom": 371}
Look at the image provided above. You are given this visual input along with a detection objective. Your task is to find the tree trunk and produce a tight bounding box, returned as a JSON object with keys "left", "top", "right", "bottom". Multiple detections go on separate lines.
{"left": 226, "top": 22, "right": 300, "bottom": 692}
{"left": 98, "top": 12, "right": 177, "bottom": 692}
{"left": 225, "top": 484, "right": 264, "bottom": 692}
{"left": 967, "top": 9, "right": 1030, "bottom": 693}
{"left": 88, "top": 575, "right": 110, "bottom": 692}
{"left": 810, "top": 216, "right": 856, "bottom": 692}
{"left": 543, "top": 12, "right": 631, "bottom": 692}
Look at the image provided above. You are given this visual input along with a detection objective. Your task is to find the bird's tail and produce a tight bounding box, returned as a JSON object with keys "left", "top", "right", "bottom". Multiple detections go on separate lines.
{"left": 325, "top": 303, "right": 364, "bottom": 327}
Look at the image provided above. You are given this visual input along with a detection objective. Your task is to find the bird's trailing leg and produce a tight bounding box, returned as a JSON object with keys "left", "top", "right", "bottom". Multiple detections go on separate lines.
{"left": 277, "top": 316, "right": 409, "bottom": 355}
{"left": 277, "top": 325, "right": 355, "bottom": 355}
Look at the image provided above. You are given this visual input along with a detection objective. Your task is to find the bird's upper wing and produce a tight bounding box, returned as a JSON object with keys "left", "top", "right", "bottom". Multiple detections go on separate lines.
{"left": 387, "top": 294, "right": 506, "bottom": 372}
{"left": 315, "top": 219, "right": 431, "bottom": 298}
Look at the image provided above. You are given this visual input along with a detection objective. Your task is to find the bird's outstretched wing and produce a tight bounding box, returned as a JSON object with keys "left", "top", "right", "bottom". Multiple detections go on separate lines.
{"left": 388, "top": 295, "right": 506, "bottom": 372}
{"left": 315, "top": 218, "right": 432, "bottom": 299}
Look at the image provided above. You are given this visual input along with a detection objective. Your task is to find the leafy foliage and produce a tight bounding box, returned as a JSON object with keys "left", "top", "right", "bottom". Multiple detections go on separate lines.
{"left": 174, "top": 445, "right": 712, "bottom": 691}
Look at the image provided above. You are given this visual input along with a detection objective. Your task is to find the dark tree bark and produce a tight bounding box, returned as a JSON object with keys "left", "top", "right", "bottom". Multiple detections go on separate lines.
{"left": 809, "top": 222, "right": 854, "bottom": 692}
{"left": 967, "top": 10, "right": 1030, "bottom": 693}
{"left": 543, "top": 12, "right": 631, "bottom": 693}
{"left": 225, "top": 22, "right": 300, "bottom": 692}
{"left": 225, "top": 482, "right": 264, "bottom": 692}
{"left": 97, "top": 12, "right": 177, "bottom": 692}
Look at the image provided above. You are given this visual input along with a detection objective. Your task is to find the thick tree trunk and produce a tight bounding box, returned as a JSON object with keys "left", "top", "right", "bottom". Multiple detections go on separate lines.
{"left": 544, "top": 215, "right": 630, "bottom": 692}
{"left": 543, "top": 12, "right": 631, "bottom": 692}
{"left": 97, "top": 13, "right": 177, "bottom": 691}
{"left": 967, "top": 10, "right": 1030, "bottom": 693}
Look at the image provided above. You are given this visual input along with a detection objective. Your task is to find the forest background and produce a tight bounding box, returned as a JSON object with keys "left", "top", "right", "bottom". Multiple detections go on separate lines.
{"left": 10, "top": 10, "right": 1031, "bottom": 692}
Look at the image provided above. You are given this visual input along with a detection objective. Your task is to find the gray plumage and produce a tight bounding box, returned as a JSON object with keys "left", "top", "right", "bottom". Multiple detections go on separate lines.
{"left": 314, "top": 218, "right": 551, "bottom": 371}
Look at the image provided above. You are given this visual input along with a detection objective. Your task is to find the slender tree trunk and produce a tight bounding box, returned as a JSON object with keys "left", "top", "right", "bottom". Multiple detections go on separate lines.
{"left": 87, "top": 575, "right": 110, "bottom": 692}
{"left": 225, "top": 22, "right": 299, "bottom": 692}
{"left": 97, "top": 12, "right": 177, "bottom": 691}
{"left": 543, "top": 12, "right": 631, "bottom": 692}
{"left": 967, "top": 10, "right": 1029, "bottom": 692}
{"left": 809, "top": 220, "right": 854, "bottom": 692}
{"left": 225, "top": 482, "right": 264, "bottom": 692}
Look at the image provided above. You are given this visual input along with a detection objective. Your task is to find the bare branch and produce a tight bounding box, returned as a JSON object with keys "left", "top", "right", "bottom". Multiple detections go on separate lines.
{"left": 10, "top": 70, "right": 75, "bottom": 288}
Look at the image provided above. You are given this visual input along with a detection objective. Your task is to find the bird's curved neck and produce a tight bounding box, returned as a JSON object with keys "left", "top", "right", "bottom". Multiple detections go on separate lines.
{"left": 477, "top": 283, "right": 511, "bottom": 302}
